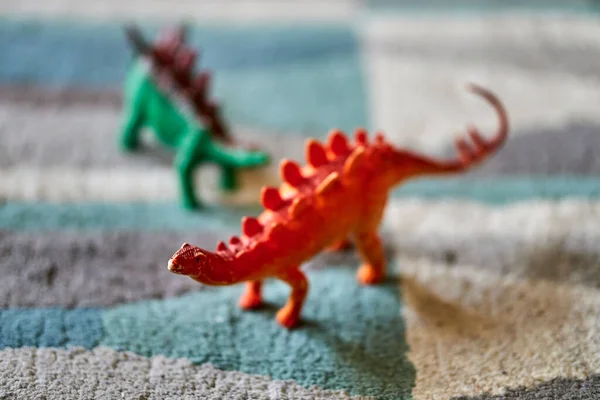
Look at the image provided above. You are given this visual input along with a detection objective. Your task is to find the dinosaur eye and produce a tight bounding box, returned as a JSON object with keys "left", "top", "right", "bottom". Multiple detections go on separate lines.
{"left": 195, "top": 257, "right": 201, "bottom": 262}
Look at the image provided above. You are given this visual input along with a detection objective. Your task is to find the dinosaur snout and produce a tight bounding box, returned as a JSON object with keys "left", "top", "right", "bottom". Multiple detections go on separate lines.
{"left": 167, "top": 258, "right": 184, "bottom": 274}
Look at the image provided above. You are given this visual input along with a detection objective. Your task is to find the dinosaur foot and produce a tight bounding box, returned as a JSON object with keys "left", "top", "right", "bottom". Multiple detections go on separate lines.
{"left": 276, "top": 304, "right": 301, "bottom": 329}
{"left": 181, "top": 197, "right": 201, "bottom": 210}
{"left": 239, "top": 292, "right": 262, "bottom": 310}
{"left": 357, "top": 264, "right": 384, "bottom": 285}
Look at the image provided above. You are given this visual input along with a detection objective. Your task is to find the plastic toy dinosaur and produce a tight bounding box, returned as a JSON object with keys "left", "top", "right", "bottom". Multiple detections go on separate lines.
{"left": 167, "top": 83, "right": 509, "bottom": 328}
{"left": 119, "top": 25, "right": 270, "bottom": 209}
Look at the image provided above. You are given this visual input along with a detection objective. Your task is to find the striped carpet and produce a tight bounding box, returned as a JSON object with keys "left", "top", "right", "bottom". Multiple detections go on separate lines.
{"left": 2, "top": 2, "right": 600, "bottom": 399}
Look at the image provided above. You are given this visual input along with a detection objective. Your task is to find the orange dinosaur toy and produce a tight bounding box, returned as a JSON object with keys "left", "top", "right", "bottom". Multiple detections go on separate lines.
{"left": 168, "top": 83, "right": 509, "bottom": 328}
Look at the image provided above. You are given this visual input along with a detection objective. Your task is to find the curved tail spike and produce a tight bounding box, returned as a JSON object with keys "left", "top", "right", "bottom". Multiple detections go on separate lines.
{"left": 343, "top": 147, "right": 367, "bottom": 177}
{"left": 216, "top": 241, "right": 228, "bottom": 252}
{"left": 354, "top": 128, "right": 368, "bottom": 146}
{"left": 427, "top": 83, "right": 509, "bottom": 173}
{"left": 280, "top": 160, "right": 304, "bottom": 187}
{"left": 327, "top": 129, "right": 350, "bottom": 156}
{"left": 305, "top": 139, "right": 328, "bottom": 168}
{"left": 465, "top": 82, "right": 509, "bottom": 149}
{"left": 242, "top": 216, "right": 263, "bottom": 237}
{"left": 261, "top": 186, "right": 283, "bottom": 211}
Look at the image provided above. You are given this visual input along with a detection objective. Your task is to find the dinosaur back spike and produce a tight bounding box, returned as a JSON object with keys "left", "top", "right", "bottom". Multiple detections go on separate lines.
{"left": 305, "top": 139, "right": 328, "bottom": 168}
{"left": 280, "top": 160, "right": 304, "bottom": 187}
{"left": 354, "top": 128, "right": 368, "bottom": 146}
{"left": 267, "top": 222, "right": 286, "bottom": 242}
{"left": 374, "top": 132, "right": 385, "bottom": 146}
{"left": 261, "top": 186, "right": 283, "bottom": 211}
{"left": 124, "top": 25, "right": 152, "bottom": 56}
{"left": 216, "top": 241, "right": 228, "bottom": 252}
{"left": 229, "top": 236, "right": 241, "bottom": 245}
{"left": 343, "top": 147, "right": 367, "bottom": 177}
{"left": 242, "top": 216, "right": 263, "bottom": 237}
{"left": 316, "top": 172, "right": 342, "bottom": 196}
{"left": 289, "top": 197, "right": 310, "bottom": 218}
{"left": 327, "top": 129, "right": 350, "bottom": 157}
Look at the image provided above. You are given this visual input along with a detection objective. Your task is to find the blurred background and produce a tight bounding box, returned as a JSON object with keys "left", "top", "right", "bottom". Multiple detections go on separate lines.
{"left": 1, "top": 1, "right": 600, "bottom": 399}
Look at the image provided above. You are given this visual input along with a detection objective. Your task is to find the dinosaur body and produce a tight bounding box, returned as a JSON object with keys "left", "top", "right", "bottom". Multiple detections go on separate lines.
{"left": 119, "top": 26, "right": 270, "bottom": 209}
{"left": 168, "top": 84, "right": 509, "bottom": 328}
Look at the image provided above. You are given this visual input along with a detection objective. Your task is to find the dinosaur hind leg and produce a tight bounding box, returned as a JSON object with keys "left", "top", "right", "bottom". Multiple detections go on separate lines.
{"left": 275, "top": 268, "right": 308, "bottom": 329}
{"left": 326, "top": 238, "right": 353, "bottom": 252}
{"left": 239, "top": 280, "right": 263, "bottom": 309}
{"left": 354, "top": 231, "right": 386, "bottom": 285}
{"left": 204, "top": 141, "right": 269, "bottom": 191}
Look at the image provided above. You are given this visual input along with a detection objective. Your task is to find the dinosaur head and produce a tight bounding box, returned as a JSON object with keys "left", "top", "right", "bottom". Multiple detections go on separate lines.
{"left": 168, "top": 242, "right": 206, "bottom": 276}
{"left": 168, "top": 242, "right": 233, "bottom": 284}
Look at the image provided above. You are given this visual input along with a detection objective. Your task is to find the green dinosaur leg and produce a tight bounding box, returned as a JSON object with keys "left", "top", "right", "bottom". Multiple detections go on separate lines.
{"left": 119, "top": 103, "right": 145, "bottom": 151}
{"left": 219, "top": 166, "right": 238, "bottom": 192}
{"left": 174, "top": 133, "right": 203, "bottom": 210}
{"left": 204, "top": 141, "right": 270, "bottom": 192}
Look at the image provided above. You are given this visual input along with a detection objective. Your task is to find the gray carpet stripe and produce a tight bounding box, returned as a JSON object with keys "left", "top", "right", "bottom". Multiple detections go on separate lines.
{"left": 0, "top": 231, "right": 370, "bottom": 308}
{"left": 0, "top": 231, "right": 217, "bottom": 308}
{"left": 0, "top": 102, "right": 306, "bottom": 169}
{"left": 3, "top": 220, "right": 600, "bottom": 308}
{"left": 452, "top": 374, "right": 600, "bottom": 400}
{"left": 2, "top": 99, "right": 600, "bottom": 175}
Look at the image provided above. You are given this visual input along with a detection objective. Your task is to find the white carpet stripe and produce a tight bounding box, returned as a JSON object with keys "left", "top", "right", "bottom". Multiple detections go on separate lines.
{"left": 361, "top": 14, "right": 600, "bottom": 49}
{"left": 0, "top": 166, "right": 280, "bottom": 206}
{"left": 362, "top": 54, "right": 600, "bottom": 153}
{"left": 0, "top": 0, "right": 359, "bottom": 23}
{"left": 0, "top": 346, "right": 371, "bottom": 399}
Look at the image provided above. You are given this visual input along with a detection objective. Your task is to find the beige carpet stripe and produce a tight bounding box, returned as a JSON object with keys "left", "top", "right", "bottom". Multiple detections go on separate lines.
{"left": 396, "top": 258, "right": 600, "bottom": 399}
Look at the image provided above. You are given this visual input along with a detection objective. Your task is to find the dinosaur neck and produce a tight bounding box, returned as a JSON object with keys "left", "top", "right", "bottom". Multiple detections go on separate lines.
{"left": 189, "top": 252, "right": 243, "bottom": 286}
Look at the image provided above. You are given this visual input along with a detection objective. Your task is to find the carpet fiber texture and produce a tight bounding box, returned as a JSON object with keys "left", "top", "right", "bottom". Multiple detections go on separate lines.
{"left": 2, "top": 2, "right": 600, "bottom": 399}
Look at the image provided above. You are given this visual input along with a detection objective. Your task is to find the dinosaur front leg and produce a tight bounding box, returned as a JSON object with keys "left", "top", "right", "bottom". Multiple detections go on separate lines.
{"left": 275, "top": 268, "right": 309, "bottom": 329}
{"left": 119, "top": 104, "right": 144, "bottom": 151}
{"left": 354, "top": 231, "right": 386, "bottom": 285}
{"left": 239, "top": 280, "right": 263, "bottom": 309}
{"left": 174, "top": 135, "right": 203, "bottom": 209}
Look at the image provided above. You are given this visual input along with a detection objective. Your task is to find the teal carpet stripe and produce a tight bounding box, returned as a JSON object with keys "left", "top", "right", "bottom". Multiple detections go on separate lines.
{"left": 0, "top": 308, "right": 103, "bottom": 349}
{"left": 0, "top": 18, "right": 368, "bottom": 134}
{"left": 1, "top": 176, "right": 598, "bottom": 232}
{"left": 0, "top": 201, "right": 255, "bottom": 232}
{"left": 392, "top": 175, "right": 600, "bottom": 204}
{"left": 0, "top": 268, "right": 415, "bottom": 399}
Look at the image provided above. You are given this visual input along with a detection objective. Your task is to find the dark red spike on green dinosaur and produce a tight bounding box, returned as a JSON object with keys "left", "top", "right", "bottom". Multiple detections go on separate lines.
{"left": 168, "top": 83, "right": 510, "bottom": 329}
{"left": 120, "top": 24, "right": 269, "bottom": 209}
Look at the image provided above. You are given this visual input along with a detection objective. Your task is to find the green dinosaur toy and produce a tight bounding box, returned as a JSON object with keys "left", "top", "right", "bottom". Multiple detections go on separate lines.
{"left": 119, "top": 25, "right": 270, "bottom": 209}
